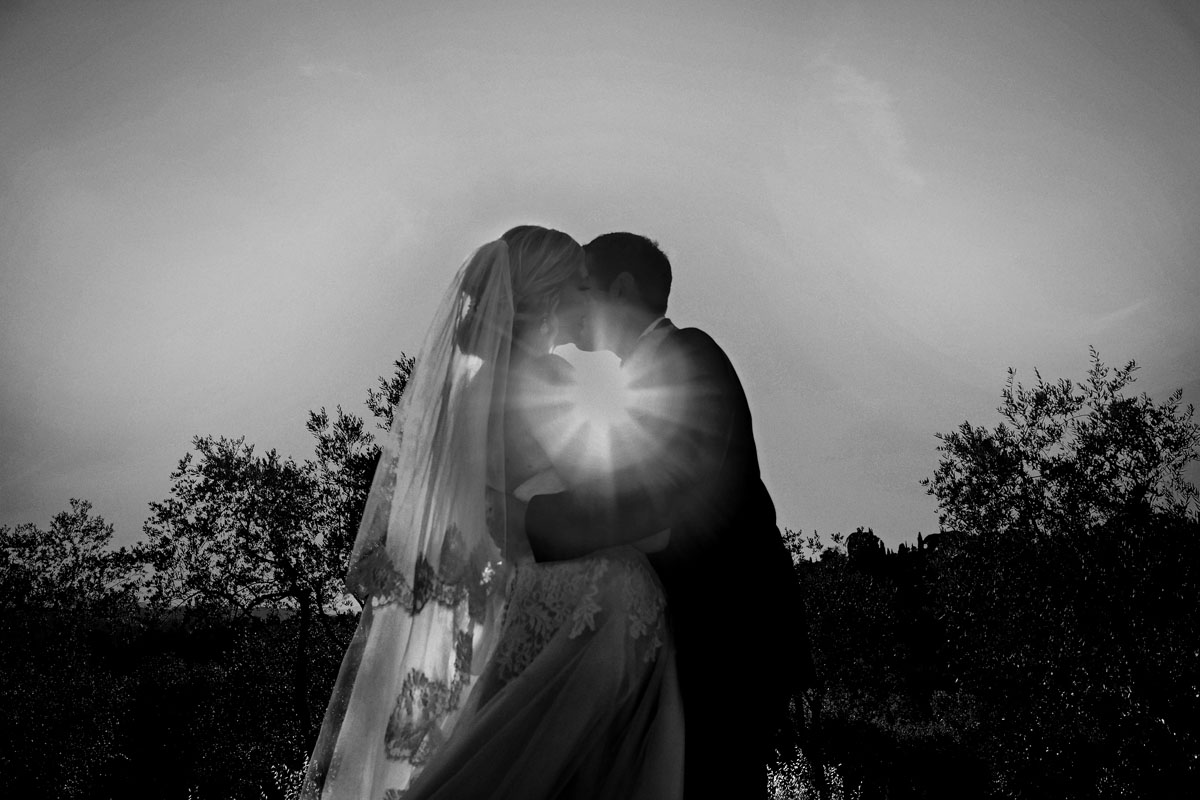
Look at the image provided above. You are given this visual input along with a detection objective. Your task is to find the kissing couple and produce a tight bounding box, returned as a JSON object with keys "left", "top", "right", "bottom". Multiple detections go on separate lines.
{"left": 302, "top": 227, "right": 809, "bottom": 799}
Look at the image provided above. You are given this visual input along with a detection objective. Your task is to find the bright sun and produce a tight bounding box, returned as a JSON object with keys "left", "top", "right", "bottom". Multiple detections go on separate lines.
{"left": 569, "top": 351, "right": 632, "bottom": 429}
{"left": 535, "top": 346, "right": 692, "bottom": 486}
{"left": 551, "top": 347, "right": 637, "bottom": 478}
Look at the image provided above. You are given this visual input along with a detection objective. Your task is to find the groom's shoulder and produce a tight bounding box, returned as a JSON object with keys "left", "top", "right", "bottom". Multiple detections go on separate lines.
{"left": 666, "top": 325, "right": 731, "bottom": 365}
{"left": 667, "top": 324, "right": 715, "bottom": 348}
{"left": 661, "top": 326, "right": 746, "bottom": 387}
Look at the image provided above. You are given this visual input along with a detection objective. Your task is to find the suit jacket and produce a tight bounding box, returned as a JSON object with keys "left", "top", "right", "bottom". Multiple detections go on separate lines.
{"left": 526, "top": 320, "right": 809, "bottom": 692}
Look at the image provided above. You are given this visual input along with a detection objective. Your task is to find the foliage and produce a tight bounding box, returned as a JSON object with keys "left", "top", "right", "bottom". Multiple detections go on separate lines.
{"left": 134, "top": 356, "right": 415, "bottom": 619}
{"left": 304, "top": 353, "right": 415, "bottom": 596}
{"left": 0, "top": 608, "right": 137, "bottom": 799}
{"left": 0, "top": 353, "right": 408, "bottom": 799}
{"left": 365, "top": 354, "right": 416, "bottom": 430}
{"left": 786, "top": 513, "right": 1199, "bottom": 798}
{"left": 136, "top": 438, "right": 338, "bottom": 615}
{"left": 8, "top": 349, "right": 1199, "bottom": 798}
{"left": 769, "top": 751, "right": 858, "bottom": 800}
{"left": 117, "top": 609, "right": 357, "bottom": 800}
{"left": 306, "top": 406, "right": 377, "bottom": 585}
{"left": 130, "top": 358, "right": 414, "bottom": 753}
{"left": 932, "top": 513, "right": 1200, "bottom": 797}
{"left": 903, "top": 349, "right": 1200, "bottom": 795}
{"left": 0, "top": 499, "right": 140, "bottom": 614}
{"left": 787, "top": 527, "right": 987, "bottom": 799}
{"left": 922, "top": 348, "right": 1200, "bottom": 536}
{"left": 784, "top": 527, "right": 846, "bottom": 564}
{"left": 782, "top": 353, "right": 1199, "bottom": 798}
{"left": 0, "top": 501, "right": 142, "bottom": 799}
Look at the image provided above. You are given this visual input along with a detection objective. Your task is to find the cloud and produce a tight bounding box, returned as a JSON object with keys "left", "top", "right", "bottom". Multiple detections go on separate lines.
{"left": 829, "top": 62, "right": 924, "bottom": 188}
{"left": 1092, "top": 297, "right": 1152, "bottom": 328}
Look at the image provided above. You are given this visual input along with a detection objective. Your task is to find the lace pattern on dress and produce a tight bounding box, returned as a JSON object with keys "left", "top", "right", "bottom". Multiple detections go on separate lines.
{"left": 356, "top": 524, "right": 503, "bottom": 622}
{"left": 491, "top": 550, "right": 668, "bottom": 683}
{"left": 322, "top": 522, "right": 506, "bottom": 793}
{"left": 384, "top": 630, "right": 474, "bottom": 765}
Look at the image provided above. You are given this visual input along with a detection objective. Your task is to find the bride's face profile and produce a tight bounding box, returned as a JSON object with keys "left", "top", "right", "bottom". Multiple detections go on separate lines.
{"left": 552, "top": 263, "right": 590, "bottom": 349}
{"left": 502, "top": 225, "right": 585, "bottom": 353}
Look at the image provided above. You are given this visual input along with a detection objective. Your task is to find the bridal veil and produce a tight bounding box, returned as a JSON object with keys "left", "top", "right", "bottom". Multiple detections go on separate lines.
{"left": 302, "top": 240, "right": 518, "bottom": 798}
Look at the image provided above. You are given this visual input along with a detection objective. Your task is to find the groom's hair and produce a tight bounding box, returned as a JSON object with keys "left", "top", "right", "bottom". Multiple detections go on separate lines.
{"left": 584, "top": 233, "right": 671, "bottom": 315}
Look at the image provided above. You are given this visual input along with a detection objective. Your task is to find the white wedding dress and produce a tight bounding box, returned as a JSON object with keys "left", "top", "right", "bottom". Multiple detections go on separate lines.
{"left": 397, "top": 352, "right": 683, "bottom": 800}
{"left": 303, "top": 241, "right": 684, "bottom": 800}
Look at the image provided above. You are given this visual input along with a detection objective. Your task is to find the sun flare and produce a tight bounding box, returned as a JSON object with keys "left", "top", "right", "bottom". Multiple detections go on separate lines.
{"left": 524, "top": 348, "right": 692, "bottom": 488}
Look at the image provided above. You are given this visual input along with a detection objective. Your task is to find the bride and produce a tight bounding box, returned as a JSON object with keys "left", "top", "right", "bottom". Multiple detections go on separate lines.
{"left": 301, "top": 226, "right": 684, "bottom": 800}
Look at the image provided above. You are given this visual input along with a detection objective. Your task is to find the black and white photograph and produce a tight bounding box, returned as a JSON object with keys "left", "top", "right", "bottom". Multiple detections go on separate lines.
{"left": 2, "top": 1, "right": 1198, "bottom": 798}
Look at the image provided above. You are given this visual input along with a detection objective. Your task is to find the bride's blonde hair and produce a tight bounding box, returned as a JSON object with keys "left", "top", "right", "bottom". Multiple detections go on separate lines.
{"left": 501, "top": 225, "right": 583, "bottom": 324}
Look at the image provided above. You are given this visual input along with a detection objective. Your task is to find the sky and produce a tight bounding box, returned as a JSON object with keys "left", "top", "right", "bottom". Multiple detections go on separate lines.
{"left": 2, "top": 0, "right": 1199, "bottom": 550}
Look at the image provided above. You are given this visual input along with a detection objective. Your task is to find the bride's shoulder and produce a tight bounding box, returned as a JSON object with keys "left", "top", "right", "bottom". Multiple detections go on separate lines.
{"left": 537, "top": 353, "right": 575, "bottom": 382}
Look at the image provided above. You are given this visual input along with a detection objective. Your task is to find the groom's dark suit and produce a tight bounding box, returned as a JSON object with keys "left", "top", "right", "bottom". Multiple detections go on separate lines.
{"left": 526, "top": 320, "right": 809, "bottom": 798}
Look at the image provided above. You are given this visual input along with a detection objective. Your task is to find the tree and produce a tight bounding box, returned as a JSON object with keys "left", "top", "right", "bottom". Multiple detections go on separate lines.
{"left": 137, "top": 436, "right": 338, "bottom": 732}
{"left": 920, "top": 350, "right": 1200, "bottom": 796}
{"left": 925, "top": 510, "right": 1200, "bottom": 797}
{"left": 307, "top": 353, "right": 417, "bottom": 590}
{"left": 782, "top": 526, "right": 988, "bottom": 800}
{"left": 0, "top": 498, "right": 139, "bottom": 613}
{"left": 922, "top": 348, "right": 1200, "bottom": 537}
{"left": 138, "top": 437, "right": 333, "bottom": 608}
{"left": 846, "top": 526, "right": 886, "bottom": 574}
{"left": 365, "top": 354, "right": 417, "bottom": 430}
{"left": 0, "top": 501, "right": 142, "bottom": 798}
{"left": 133, "top": 358, "right": 416, "bottom": 738}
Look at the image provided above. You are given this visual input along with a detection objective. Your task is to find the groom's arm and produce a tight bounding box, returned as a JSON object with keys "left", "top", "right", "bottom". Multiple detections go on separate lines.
{"left": 526, "top": 330, "right": 738, "bottom": 561}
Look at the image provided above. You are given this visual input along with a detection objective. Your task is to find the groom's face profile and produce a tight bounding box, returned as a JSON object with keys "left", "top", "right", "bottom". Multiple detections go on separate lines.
{"left": 577, "top": 253, "right": 626, "bottom": 354}
{"left": 584, "top": 272, "right": 647, "bottom": 357}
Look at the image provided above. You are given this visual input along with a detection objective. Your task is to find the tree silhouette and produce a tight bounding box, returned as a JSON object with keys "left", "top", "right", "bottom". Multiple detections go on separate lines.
{"left": 846, "top": 526, "right": 886, "bottom": 574}
{"left": 0, "top": 498, "right": 139, "bottom": 614}
{"left": 133, "top": 358, "right": 416, "bottom": 738}
{"left": 305, "top": 352, "right": 415, "bottom": 593}
{"left": 0, "top": 501, "right": 142, "bottom": 798}
{"left": 922, "top": 348, "right": 1199, "bottom": 537}
{"left": 365, "top": 354, "right": 416, "bottom": 430}
{"left": 916, "top": 349, "right": 1200, "bottom": 796}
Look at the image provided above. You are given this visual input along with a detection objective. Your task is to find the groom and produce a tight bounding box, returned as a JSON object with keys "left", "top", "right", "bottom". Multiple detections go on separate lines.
{"left": 522, "top": 233, "right": 809, "bottom": 797}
